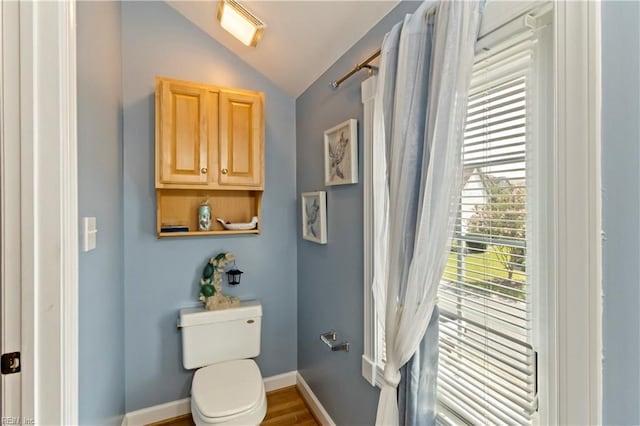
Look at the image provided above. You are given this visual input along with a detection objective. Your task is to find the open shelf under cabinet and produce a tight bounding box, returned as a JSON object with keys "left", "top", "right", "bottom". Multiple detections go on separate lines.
{"left": 156, "top": 189, "right": 262, "bottom": 238}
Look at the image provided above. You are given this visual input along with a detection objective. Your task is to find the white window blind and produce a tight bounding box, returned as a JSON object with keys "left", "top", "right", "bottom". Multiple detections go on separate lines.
{"left": 437, "top": 31, "right": 537, "bottom": 425}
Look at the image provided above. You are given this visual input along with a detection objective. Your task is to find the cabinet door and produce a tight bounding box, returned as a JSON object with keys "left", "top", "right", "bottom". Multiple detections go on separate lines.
{"left": 218, "top": 90, "right": 263, "bottom": 187}
{"left": 157, "top": 80, "right": 209, "bottom": 185}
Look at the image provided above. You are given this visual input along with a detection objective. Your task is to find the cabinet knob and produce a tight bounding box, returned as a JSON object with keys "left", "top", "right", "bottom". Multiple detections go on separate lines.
{"left": 221, "top": 168, "right": 228, "bottom": 175}
{"left": 201, "top": 167, "right": 208, "bottom": 174}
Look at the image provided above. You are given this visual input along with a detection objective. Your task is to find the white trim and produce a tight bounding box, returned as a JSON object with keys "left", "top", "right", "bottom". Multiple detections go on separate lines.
{"left": 478, "top": 1, "right": 541, "bottom": 39}
{"left": 361, "top": 75, "right": 378, "bottom": 387}
{"left": 295, "top": 372, "right": 336, "bottom": 426}
{"left": 263, "top": 370, "right": 297, "bottom": 392}
{"left": 18, "top": 2, "right": 36, "bottom": 419}
{"left": 530, "top": 10, "right": 556, "bottom": 425}
{"left": 122, "top": 370, "right": 301, "bottom": 426}
{"left": 361, "top": 355, "right": 376, "bottom": 387}
{"left": 362, "top": 355, "right": 385, "bottom": 389}
{"left": 124, "top": 398, "right": 191, "bottom": 426}
{"left": 59, "top": 0, "right": 79, "bottom": 423}
{"left": 1, "top": 0, "right": 24, "bottom": 418}
{"left": 553, "top": 1, "right": 602, "bottom": 424}
{"left": 17, "top": 1, "right": 79, "bottom": 423}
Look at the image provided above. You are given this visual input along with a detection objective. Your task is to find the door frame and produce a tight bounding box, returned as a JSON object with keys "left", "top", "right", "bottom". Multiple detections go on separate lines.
{"left": 13, "top": 1, "right": 79, "bottom": 423}
{"left": 1, "top": 0, "right": 25, "bottom": 418}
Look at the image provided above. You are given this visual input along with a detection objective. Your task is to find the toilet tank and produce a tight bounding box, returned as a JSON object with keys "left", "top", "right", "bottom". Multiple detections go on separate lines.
{"left": 179, "top": 300, "right": 262, "bottom": 369}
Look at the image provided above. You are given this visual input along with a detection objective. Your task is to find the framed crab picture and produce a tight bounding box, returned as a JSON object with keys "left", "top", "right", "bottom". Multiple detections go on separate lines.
{"left": 324, "top": 119, "right": 358, "bottom": 186}
{"left": 301, "top": 191, "right": 327, "bottom": 244}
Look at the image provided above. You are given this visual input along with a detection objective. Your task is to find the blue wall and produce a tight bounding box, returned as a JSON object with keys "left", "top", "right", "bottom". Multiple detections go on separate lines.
{"left": 602, "top": 2, "right": 640, "bottom": 424}
{"left": 121, "top": 1, "right": 298, "bottom": 412}
{"left": 295, "top": 2, "right": 420, "bottom": 425}
{"left": 77, "top": 1, "right": 125, "bottom": 424}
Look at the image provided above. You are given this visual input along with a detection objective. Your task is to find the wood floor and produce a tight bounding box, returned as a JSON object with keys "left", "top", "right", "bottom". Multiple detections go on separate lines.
{"left": 262, "top": 386, "right": 318, "bottom": 425}
{"left": 149, "top": 386, "right": 319, "bottom": 426}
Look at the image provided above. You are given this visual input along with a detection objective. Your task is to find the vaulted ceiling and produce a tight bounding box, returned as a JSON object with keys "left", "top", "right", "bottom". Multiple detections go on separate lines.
{"left": 166, "top": 1, "right": 400, "bottom": 97}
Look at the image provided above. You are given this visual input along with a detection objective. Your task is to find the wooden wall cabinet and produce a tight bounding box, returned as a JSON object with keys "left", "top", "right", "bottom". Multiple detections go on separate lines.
{"left": 157, "top": 80, "right": 212, "bottom": 186}
{"left": 219, "top": 90, "right": 263, "bottom": 187}
{"left": 155, "top": 77, "right": 264, "bottom": 237}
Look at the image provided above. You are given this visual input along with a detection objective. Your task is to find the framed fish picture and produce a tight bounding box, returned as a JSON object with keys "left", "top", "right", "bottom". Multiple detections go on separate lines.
{"left": 301, "top": 191, "right": 327, "bottom": 244}
{"left": 324, "top": 119, "right": 358, "bottom": 186}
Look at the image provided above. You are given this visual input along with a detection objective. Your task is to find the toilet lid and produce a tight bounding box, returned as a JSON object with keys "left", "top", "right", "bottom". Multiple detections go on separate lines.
{"left": 192, "top": 359, "right": 264, "bottom": 419}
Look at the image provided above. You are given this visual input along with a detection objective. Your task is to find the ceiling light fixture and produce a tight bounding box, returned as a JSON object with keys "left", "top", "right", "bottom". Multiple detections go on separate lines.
{"left": 217, "top": 0, "right": 265, "bottom": 47}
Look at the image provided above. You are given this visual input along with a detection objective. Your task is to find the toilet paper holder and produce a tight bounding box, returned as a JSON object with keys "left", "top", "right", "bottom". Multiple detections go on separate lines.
{"left": 320, "top": 330, "right": 350, "bottom": 352}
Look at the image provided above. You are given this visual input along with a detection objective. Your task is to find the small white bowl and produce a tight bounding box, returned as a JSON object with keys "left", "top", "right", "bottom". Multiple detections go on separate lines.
{"left": 216, "top": 216, "right": 259, "bottom": 230}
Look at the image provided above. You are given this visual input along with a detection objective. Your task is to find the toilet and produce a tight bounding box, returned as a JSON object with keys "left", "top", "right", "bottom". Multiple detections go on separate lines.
{"left": 179, "top": 300, "right": 267, "bottom": 425}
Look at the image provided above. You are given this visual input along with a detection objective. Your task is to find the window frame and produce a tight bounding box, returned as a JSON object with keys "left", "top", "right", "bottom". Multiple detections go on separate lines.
{"left": 361, "top": 1, "right": 602, "bottom": 424}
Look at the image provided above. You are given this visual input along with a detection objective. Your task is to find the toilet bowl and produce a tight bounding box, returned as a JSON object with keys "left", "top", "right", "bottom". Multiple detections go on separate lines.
{"left": 179, "top": 301, "right": 266, "bottom": 426}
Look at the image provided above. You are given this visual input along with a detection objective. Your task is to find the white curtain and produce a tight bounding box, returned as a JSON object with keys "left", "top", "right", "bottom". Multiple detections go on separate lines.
{"left": 372, "top": 1, "right": 482, "bottom": 425}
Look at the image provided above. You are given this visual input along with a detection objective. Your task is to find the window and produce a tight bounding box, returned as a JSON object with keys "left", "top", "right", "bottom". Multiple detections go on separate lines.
{"left": 437, "top": 29, "right": 538, "bottom": 425}
{"left": 361, "top": 2, "right": 602, "bottom": 424}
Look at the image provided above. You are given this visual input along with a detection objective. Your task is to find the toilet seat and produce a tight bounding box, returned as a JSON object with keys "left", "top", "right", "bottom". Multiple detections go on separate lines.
{"left": 191, "top": 394, "right": 267, "bottom": 426}
{"left": 191, "top": 359, "right": 266, "bottom": 425}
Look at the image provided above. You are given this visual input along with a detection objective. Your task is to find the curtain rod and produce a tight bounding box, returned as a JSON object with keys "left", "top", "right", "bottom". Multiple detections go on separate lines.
{"left": 329, "top": 49, "right": 381, "bottom": 90}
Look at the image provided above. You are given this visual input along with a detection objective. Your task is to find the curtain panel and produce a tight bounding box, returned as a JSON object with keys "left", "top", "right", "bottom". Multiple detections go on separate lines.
{"left": 371, "top": 1, "right": 483, "bottom": 424}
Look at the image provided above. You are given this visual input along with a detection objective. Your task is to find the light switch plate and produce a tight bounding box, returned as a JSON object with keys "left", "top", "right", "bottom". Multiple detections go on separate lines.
{"left": 83, "top": 217, "right": 97, "bottom": 252}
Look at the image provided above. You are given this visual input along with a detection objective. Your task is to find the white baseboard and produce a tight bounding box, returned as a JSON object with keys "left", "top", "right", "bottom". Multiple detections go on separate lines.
{"left": 296, "top": 372, "right": 336, "bottom": 426}
{"left": 122, "top": 370, "right": 299, "bottom": 426}
{"left": 124, "top": 398, "right": 191, "bottom": 426}
{"left": 263, "top": 370, "right": 297, "bottom": 392}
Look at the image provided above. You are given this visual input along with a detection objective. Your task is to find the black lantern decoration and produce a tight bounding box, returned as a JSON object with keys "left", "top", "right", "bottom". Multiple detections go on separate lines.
{"left": 226, "top": 262, "right": 244, "bottom": 285}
